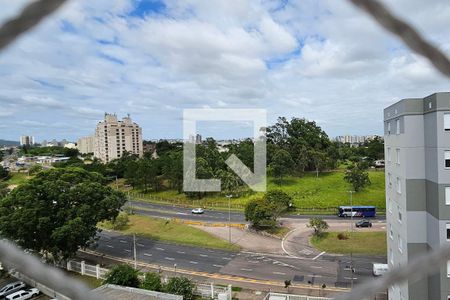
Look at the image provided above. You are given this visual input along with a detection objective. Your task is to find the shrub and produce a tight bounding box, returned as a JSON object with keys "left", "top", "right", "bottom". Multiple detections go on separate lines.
{"left": 337, "top": 233, "right": 349, "bottom": 240}
{"left": 103, "top": 264, "right": 140, "bottom": 287}
{"left": 141, "top": 272, "right": 162, "bottom": 292}
{"left": 111, "top": 213, "right": 130, "bottom": 230}
{"left": 164, "top": 277, "right": 196, "bottom": 300}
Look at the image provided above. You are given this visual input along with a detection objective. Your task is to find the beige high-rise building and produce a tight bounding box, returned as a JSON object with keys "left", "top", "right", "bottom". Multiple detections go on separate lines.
{"left": 94, "top": 113, "right": 143, "bottom": 162}
{"left": 77, "top": 136, "right": 94, "bottom": 154}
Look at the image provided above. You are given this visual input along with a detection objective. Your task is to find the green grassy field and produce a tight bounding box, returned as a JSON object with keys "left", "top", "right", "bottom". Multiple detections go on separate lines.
{"left": 131, "top": 170, "right": 386, "bottom": 211}
{"left": 3, "top": 172, "right": 31, "bottom": 186}
{"left": 99, "top": 214, "right": 240, "bottom": 251}
{"left": 310, "top": 231, "right": 387, "bottom": 255}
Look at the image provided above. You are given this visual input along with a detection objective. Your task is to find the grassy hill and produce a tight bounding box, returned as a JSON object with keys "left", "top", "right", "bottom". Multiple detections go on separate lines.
{"left": 132, "top": 169, "right": 386, "bottom": 212}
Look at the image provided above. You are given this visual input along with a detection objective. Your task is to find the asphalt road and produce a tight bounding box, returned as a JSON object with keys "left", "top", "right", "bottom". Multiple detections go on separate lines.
{"left": 127, "top": 200, "right": 386, "bottom": 223}
{"left": 90, "top": 231, "right": 386, "bottom": 287}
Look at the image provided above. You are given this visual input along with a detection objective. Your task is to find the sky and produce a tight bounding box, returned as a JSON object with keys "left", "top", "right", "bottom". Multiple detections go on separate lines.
{"left": 0, "top": 0, "right": 449, "bottom": 142}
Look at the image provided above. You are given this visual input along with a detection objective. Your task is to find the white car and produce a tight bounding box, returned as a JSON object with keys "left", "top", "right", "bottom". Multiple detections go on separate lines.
{"left": 0, "top": 281, "right": 26, "bottom": 297}
{"left": 191, "top": 208, "right": 204, "bottom": 214}
{"left": 372, "top": 263, "right": 388, "bottom": 276}
{"left": 6, "top": 288, "right": 40, "bottom": 300}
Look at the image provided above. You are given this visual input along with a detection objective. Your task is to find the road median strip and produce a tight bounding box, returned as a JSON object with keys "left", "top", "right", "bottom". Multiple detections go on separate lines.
{"left": 172, "top": 218, "right": 246, "bottom": 229}
{"left": 79, "top": 249, "right": 349, "bottom": 293}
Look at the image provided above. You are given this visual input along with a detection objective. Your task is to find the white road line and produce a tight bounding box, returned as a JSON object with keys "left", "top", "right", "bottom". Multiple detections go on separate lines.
{"left": 106, "top": 245, "right": 113, "bottom": 248}
{"left": 165, "top": 257, "right": 175, "bottom": 261}
{"left": 177, "top": 251, "right": 185, "bottom": 254}
{"left": 222, "top": 257, "right": 231, "bottom": 260}
{"left": 190, "top": 261, "right": 198, "bottom": 264}
{"left": 312, "top": 251, "right": 326, "bottom": 260}
{"left": 248, "top": 260, "right": 259, "bottom": 263}
{"left": 199, "top": 254, "right": 208, "bottom": 257}
{"left": 137, "top": 243, "right": 145, "bottom": 247}
{"left": 213, "top": 264, "right": 224, "bottom": 268}
{"left": 119, "top": 240, "right": 127, "bottom": 243}
{"left": 308, "top": 274, "right": 322, "bottom": 277}
{"left": 156, "top": 247, "right": 165, "bottom": 251}
{"left": 344, "top": 277, "right": 358, "bottom": 280}
{"left": 311, "top": 266, "right": 323, "bottom": 269}
{"left": 124, "top": 249, "right": 131, "bottom": 252}
{"left": 143, "top": 253, "right": 152, "bottom": 257}
{"left": 240, "top": 268, "right": 253, "bottom": 272}
{"left": 273, "top": 272, "right": 286, "bottom": 275}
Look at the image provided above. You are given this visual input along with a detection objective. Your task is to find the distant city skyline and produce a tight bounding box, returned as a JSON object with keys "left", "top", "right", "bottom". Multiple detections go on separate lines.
{"left": 1, "top": 1, "right": 449, "bottom": 142}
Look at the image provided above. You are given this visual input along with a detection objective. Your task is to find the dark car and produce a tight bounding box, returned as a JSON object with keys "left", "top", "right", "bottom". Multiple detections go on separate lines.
{"left": 355, "top": 220, "right": 372, "bottom": 228}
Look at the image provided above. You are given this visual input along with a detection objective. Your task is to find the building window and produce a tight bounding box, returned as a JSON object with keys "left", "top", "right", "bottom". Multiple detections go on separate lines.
{"left": 398, "top": 207, "right": 402, "bottom": 223}
{"left": 396, "top": 177, "right": 401, "bottom": 194}
{"left": 446, "top": 187, "right": 450, "bottom": 205}
{"left": 446, "top": 151, "right": 450, "bottom": 169}
{"left": 389, "top": 224, "right": 393, "bottom": 239}
{"left": 387, "top": 148, "right": 391, "bottom": 162}
{"left": 389, "top": 248, "right": 394, "bottom": 264}
{"left": 447, "top": 223, "right": 450, "bottom": 240}
{"left": 398, "top": 235, "right": 403, "bottom": 253}
{"left": 387, "top": 122, "right": 391, "bottom": 135}
{"left": 388, "top": 173, "right": 392, "bottom": 188}
{"left": 445, "top": 114, "right": 450, "bottom": 131}
{"left": 396, "top": 149, "right": 400, "bottom": 165}
{"left": 388, "top": 198, "right": 392, "bottom": 213}
{"left": 448, "top": 261, "right": 450, "bottom": 277}
{"left": 429, "top": 102, "right": 432, "bottom": 109}
{"left": 396, "top": 119, "right": 400, "bottom": 134}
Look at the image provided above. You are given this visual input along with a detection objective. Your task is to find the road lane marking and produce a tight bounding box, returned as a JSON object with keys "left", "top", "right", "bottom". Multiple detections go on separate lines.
{"left": 222, "top": 257, "right": 231, "bottom": 260}
{"left": 273, "top": 272, "right": 286, "bottom": 275}
{"left": 119, "top": 240, "right": 127, "bottom": 243}
{"left": 344, "top": 277, "right": 358, "bottom": 280}
{"left": 177, "top": 251, "right": 185, "bottom": 254}
{"left": 137, "top": 243, "right": 145, "bottom": 247}
{"left": 248, "top": 261, "right": 259, "bottom": 263}
{"left": 165, "top": 257, "right": 175, "bottom": 261}
{"left": 311, "top": 266, "right": 323, "bottom": 269}
{"left": 190, "top": 261, "right": 198, "bottom": 264}
{"left": 199, "top": 254, "right": 208, "bottom": 257}
{"left": 240, "top": 268, "right": 253, "bottom": 272}
{"left": 308, "top": 275, "right": 322, "bottom": 277}
{"left": 312, "top": 251, "right": 326, "bottom": 260}
{"left": 213, "top": 264, "right": 224, "bottom": 268}
{"left": 106, "top": 245, "right": 114, "bottom": 248}
{"left": 156, "top": 247, "right": 165, "bottom": 251}
{"left": 143, "top": 253, "right": 152, "bottom": 257}
{"left": 124, "top": 249, "right": 131, "bottom": 252}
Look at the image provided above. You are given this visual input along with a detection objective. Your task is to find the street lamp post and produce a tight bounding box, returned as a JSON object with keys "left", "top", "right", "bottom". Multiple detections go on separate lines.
{"left": 174, "top": 263, "right": 177, "bottom": 276}
{"left": 226, "top": 194, "right": 232, "bottom": 243}
{"left": 348, "top": 190, "right": 355, "bottom": 289}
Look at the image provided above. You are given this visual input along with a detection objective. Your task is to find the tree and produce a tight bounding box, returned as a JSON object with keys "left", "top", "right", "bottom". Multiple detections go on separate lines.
{"left": 344, "top": 163, "right": 371, "bottom": 192}
{"left": 161, "top": 151, "right": 183, "bottom": 193}
{"left": 245, "top": 198, "right": 279, "bottom": 229}
{"left": 141, "top": 272, "right": 162, "bottom": 291}
{"left": 103, "top": 264, "right": 140, "bottom": 287}
{"left": 0, "top": 182, "right": 9, "bottom": 199}
{"left": 28, "top": 164, "right": 43, "bottom": 175}
{"left": 0, "top": 167, "right": 126, "bottom": 261}
{"left": 270, "top": 149, "right": 294, "bottom": 183}
{"left": 216, "top": 169, "right": 241, "bottom": 195}
{"left": 0, "top": 166, "right": 9, "bottom": 180}
{"left": 307, "top": 218, "right": 329, "bottom": 236}
{"left": 164, "top": 277, "right": 196, "bottom": 300}
{"left": 264, "top": 190, "right": 293, "bottom": 211}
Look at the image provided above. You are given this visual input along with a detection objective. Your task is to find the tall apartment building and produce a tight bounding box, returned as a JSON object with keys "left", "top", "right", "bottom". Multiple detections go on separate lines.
{"left": 20, "top": 135, "right": 34, "bottom": 146}
{"left": 94, "top": 113, "right": 143, "bottom": 162}
{"left": 77, "top": 136, "right": 94, "bottom": 154}
{"left": 384, "top": 92, "right": 450, "bottom": 300}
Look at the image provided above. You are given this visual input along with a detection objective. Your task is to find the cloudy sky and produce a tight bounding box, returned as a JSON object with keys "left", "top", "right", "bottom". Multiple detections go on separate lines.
{"left": 0, "top": 0, "right": 449, "bottom": 142}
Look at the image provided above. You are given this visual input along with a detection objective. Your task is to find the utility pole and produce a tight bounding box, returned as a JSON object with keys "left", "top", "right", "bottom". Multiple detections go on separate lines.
{"left": 133, "top": 234, "right": 137, "bottom": 270}
{"left": 348, "top": 190, "right": 355, "bottom": 289}
{"left": 226, "top": 194, "right": 232, "bottom": 243}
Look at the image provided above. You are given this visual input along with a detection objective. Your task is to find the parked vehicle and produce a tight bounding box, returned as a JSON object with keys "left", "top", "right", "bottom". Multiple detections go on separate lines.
{"left": 6, "top": 288, "right": 40, "bottom": 300}
{"left": 0, "top": 281, "right": 26, "bottom": 298}
{"left": 355, "top": 219, "right": 372, "bottom": 227}
{"left": 338, "top": 206, "right": 376, "bottom": 218}
{"left": 191, "top": 208, "right": 204, "bottom": 214}
{"left": 373, "top": 263, "right": 388, "bottom": 276}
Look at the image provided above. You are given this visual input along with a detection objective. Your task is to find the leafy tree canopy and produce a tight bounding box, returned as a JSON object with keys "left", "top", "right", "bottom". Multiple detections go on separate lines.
{"left": 0, "top": 167, "right": 126, "bottom": 261}
{"left": 103, "top": 264, "right": 140, "bottom": 287}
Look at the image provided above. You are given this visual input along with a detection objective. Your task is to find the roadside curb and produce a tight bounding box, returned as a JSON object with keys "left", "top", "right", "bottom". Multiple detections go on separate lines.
{"left": 79, "top": 249, "right": 349, "bottom": 293}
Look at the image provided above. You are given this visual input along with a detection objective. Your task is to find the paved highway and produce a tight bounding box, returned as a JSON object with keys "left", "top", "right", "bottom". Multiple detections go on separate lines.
{"left": 90, "top": 231, "right": 385, "bottom": 287}
{"left": 128, "top": 200, "right": 386, "bottom": 223}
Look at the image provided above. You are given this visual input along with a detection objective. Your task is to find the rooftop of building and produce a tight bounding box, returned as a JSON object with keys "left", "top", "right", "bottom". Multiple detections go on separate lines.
{"left": 91, "top": 284, "right": 183, "bottom": 300}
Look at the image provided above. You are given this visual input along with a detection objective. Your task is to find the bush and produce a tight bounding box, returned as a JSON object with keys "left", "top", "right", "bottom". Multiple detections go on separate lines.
{"left": 103, "top": 264, "right": 140, "bottom": 287}
{"left": 111, "top": 213, "right": 130, "bottom": 230}
{"left": 141, "top": 272, "right": 162, "bottom": 292}
{"left": 337, "top": 233, "right": 349, "bottom": 240}
{"left": 164, "top": 277, "right": 196, "bottom": 300}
